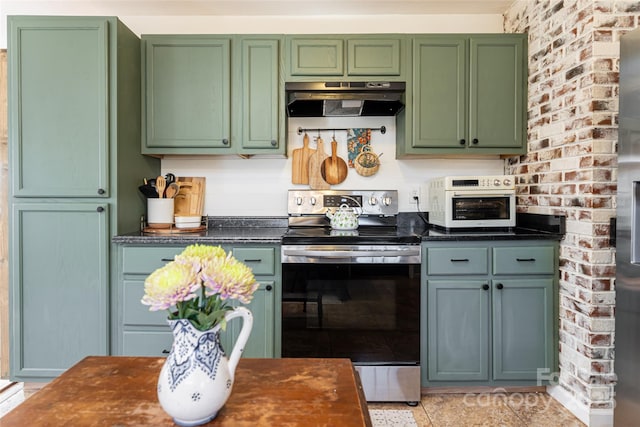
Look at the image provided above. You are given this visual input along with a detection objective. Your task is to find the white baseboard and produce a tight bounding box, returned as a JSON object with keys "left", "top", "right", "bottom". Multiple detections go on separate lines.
{"left": 547, "top": 385, "right": 613, "bottom": 427}
{"left": 0, "top": 382, "right": 24, "bottom": 418}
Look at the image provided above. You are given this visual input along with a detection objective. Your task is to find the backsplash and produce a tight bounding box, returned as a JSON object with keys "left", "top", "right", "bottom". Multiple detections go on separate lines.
{"left": 162, "top": 116, "right": 506, "bottom": 216}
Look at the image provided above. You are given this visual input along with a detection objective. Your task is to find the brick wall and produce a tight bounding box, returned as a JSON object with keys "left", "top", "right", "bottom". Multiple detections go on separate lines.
{"left": 504, "top": 0, "right": 640, "bottom": 417}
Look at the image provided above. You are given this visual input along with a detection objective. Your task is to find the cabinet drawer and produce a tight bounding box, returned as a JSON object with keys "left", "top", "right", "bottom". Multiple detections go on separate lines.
{"left": 427, "top": 248, "right": 488, "bottom": 275}
{"left": 123, "top": 280, "right": 169, "bottom": 326}
{"left": 122, "top": 246, "right": 185, "bottom": 274}
{"left": 493, "top": 246, "right": 555, "bottom": 275}
{"left": 232, "top": 247, "right": 275, "bottom": 275}
{"left": 122, "top": 330, "right": 173, "bottom": 357}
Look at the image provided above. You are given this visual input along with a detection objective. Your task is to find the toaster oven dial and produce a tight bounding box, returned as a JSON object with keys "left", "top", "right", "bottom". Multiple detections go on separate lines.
{"left": 382, "top": 196, "right": 392, "bottom": 206}
{"left": 369, "top": 197, "right": 378, "bottom": 206}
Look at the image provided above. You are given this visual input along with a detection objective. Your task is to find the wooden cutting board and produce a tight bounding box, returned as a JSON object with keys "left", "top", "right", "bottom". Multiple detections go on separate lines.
{"left": 308, "top": 137, "right": 330, "bottom": 189}
{"left": 291, "top": 133, "right": 315, "bottom": 184}
{"left": 174, "top": 177, "right": 206, "bottom": 216}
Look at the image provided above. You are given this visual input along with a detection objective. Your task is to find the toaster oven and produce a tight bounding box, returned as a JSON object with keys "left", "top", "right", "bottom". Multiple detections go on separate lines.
{"left": 427, "top": 175, "right": 516, "bottom": 229}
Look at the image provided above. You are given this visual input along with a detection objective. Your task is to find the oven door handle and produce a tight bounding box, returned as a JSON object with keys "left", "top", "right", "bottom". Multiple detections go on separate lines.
{"left": 282, "top": 248, "right": 421, "bottom": 258}
{"left": 452, "top": 191, "right": 514, "bottom": 197}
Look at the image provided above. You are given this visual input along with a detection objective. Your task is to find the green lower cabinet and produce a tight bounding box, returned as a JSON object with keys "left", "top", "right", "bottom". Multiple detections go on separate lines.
{"left": 422, "top": 241, "right": 558, "bottom": 386}
{"left": 492, "top": 278, "right": 554, "bottom": 380}
{"left": 115, "top": 244, "right": 279, "bottom": 359}
{"left": 10, "top": 203, "right": 110, "bottom": 380}
{"left": 427, "top": 280, "right": 490, "bottom": 382}
{"left": 220, "top": 281, "right": 276, "bottom": 358}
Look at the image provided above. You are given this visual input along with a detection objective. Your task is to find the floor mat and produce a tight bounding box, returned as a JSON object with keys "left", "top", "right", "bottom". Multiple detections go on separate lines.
{"left": 369, "top": 409, "right": 418, "bottom": 427}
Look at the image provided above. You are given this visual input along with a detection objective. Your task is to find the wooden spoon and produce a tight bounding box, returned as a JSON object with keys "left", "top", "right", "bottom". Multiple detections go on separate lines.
{"left": 321, "top": 137, "right": 348, "bottom": 185}
{"left": 155, "top": 175, "right": 166, "bottom": 199}
{"left": 165, "top": 182, "right": 180, "bottom": 199}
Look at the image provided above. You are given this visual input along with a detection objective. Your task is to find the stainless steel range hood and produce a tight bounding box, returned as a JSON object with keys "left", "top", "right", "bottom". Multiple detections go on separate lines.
{"left": 285, "top": 81, "right": 405, "bottom": 117}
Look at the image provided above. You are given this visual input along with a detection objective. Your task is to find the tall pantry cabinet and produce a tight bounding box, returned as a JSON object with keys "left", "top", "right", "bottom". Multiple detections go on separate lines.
{"left": 8, "top": 16, "right": 159, "bottom": 381}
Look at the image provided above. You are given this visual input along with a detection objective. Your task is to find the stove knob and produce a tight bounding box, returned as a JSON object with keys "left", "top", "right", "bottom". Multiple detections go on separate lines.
{"left": 310, "top": 196, "right": 317, "bottom": 205}
{"left": 493, "top": 179, "right": 502, "bottom": 186}
{"left": 503, "top": 178, "right": 512, "bottom": 186}
{"left": 382, "top": 196, "right": 392, "bottom": 206}
{"left": 295, "top": 196, "right": 303, "bottom": 206}
{"left": 369, "top": 197, "right": 377, "bottom": 206}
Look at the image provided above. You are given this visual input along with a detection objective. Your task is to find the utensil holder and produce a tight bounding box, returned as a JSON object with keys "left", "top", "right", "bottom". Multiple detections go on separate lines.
{"left": 147, "top": 198, "right": 175, "bottom": 228}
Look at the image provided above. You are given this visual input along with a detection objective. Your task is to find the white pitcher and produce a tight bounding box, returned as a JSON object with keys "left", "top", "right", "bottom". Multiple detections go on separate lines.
{"left": 157, "top": 307, "right": 253, "bottom": 427}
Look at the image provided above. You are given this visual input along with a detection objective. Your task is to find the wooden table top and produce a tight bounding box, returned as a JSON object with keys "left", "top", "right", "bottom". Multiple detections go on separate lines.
{"left": 3, "top": 356, "right": 372, "bottom": 426}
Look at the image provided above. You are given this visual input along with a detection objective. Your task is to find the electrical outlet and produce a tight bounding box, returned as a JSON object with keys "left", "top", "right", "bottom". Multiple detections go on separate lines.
{"left": 409, "top": 188, "right": 420, "bottom": 204}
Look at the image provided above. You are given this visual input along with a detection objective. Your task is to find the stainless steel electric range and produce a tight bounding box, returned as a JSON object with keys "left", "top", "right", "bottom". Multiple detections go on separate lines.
{"left": 281, "top": 189, "right": 422, "bottom": 404}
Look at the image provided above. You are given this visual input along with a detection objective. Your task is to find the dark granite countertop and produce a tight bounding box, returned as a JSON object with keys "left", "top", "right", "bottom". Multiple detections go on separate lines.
{"left": 111, "top": 213, "right": 565, "bottom": 245}
{"left": 112, "top": 217, "right": 288, "bottom": 245}
{"left": 420, "top": 212, "right": 565, "bottom": 241}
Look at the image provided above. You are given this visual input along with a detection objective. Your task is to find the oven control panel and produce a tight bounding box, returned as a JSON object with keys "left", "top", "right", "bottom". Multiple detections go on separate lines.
{"left": 429, "top": 175, "right": 515, "bottom": 191}
{"left": 288, "top": 190, "right": 398, "bottom": 216}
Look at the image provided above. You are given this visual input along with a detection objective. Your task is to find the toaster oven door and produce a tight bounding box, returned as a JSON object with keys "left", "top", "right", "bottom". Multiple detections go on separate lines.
{"left": 447, "top": 190, "right": 516, "bottom": 227}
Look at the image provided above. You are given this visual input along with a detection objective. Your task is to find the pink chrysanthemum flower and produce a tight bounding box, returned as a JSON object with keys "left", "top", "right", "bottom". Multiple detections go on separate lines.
{"left": 201, "top": 253, "right": 258, "bottom": 304}
{"left": 141, "top": 261, "right": 200, "bottom": 311}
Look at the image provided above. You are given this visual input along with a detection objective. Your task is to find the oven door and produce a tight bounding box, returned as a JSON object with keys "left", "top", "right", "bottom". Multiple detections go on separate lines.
{"left": 445, "top": 190, "right": 516, "bottom": 228}
{"left": 281, "top": 245, "right": 420, "bottom": 365}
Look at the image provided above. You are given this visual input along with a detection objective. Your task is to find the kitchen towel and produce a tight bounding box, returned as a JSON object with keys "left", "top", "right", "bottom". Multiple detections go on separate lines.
{"left": 347, "top": 128, "right": 372, "bottom": 168}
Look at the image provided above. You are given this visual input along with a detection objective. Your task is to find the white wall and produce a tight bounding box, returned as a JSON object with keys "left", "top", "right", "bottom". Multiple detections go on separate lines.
{"left": 164, "top": 116, "right": 505, "bottom": 216}
{"left": 1, "top": 5, "right": 506, "bottom": 216}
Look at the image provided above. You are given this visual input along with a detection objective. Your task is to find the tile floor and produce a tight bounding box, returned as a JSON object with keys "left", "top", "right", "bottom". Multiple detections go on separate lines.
{"left": 368, "top": 392, "right": 586, "bottom": 427}
{"left": 23, "top": 384, "right": 586, "bottom": 426}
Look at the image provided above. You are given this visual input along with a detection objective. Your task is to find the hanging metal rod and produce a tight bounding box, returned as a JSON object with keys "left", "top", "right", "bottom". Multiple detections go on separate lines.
{"left": 296, "top": 126, "right": 386, "bottom": 135}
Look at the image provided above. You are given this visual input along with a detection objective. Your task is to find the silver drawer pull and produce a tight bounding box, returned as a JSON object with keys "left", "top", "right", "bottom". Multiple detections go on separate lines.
{"left": 450, "top": 258, "right": 469, "bottom": 262}
{"left": 516, "top": 258, "right": 536, "bottom": 262}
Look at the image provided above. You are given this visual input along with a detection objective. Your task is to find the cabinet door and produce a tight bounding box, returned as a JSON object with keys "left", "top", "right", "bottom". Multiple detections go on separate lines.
{"left": 347, "top": 38, "right": 401, "bottom": 76}
{"left": 287, "top": 38, "right": 344, "bottom": 76}
{"left": 10, "top": 202, "right": 109, "bottom": 380}
{"left": 412, "top": 37, "right": 467, "bottom": 149}
{"left": 220, "top": 281, "right": 275, "bottom": 358}
{"left": 237, "top": 38, "right": 280, "bottom": 152}
{"left": 8, "top": 17, "right": 109, "bottom": 197}
{"left": 143, "top": 37, "right": 231, "bottom": 152}
{"left": 469, "top": 36, "right": 525, "bottom": 150}
{"left": 427, "top": 280, "right": 490, "bottom": 381}
{"left": 492, "top": 278, "right": 554, "bottom": 380}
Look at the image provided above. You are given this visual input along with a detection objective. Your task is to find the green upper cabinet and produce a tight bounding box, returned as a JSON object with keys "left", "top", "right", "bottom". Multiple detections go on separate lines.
{"left": 142, "top": 35, "right": 283, "bottom": 156}
{"left": 143, "top": 36, "right": 231, "bottom": 152}
{"left": 287, "top": 38, "right": 344, "bottom": 76}
{"left": 399, "top": 34, "right": 526, "bottom": 157}
{"left": 285, "top": 35, "right": 408, "bottom": 80}
{"left": 469, "top": 36, "right": 526, "bottom": 152}
{"left": 9, "top": 17, "right": 109, "bottom": 197}
{"left": 347, "top": 38, "right": 402, "bottom": 76}
{"left": 235, "top": 38, "right": 282, "bottom": 153}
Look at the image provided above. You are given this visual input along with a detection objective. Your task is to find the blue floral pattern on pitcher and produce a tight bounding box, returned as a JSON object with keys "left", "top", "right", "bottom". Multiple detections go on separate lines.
{"left": 166, "top": 319, "right": 223, "bottom": 392}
